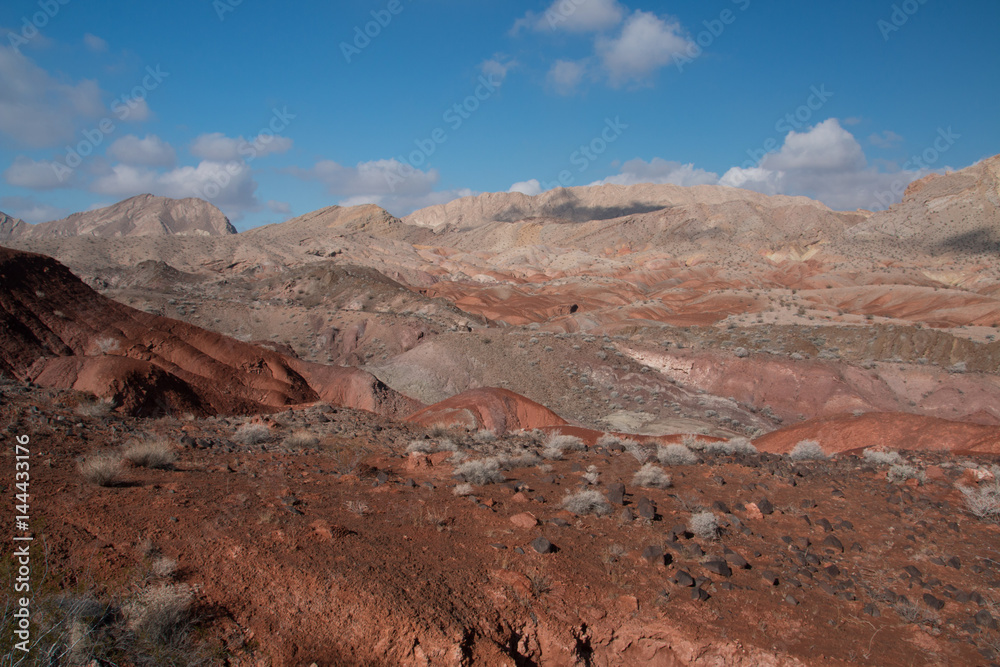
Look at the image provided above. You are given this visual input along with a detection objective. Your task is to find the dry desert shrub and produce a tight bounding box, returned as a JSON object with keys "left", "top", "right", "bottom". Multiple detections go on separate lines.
{"left": 473, "top": 429, "right": 498, "bottom": 444}
{"left": 79, "top": 452, "right": 124, "bottom": 486}
{"left": 632, "top": 463, "right": 672, "bottom": 489}
{"left": 960, "top": 479, "right": 1000, "bottom": 522}
{"left": 863, "top": 449, "right": 903, "bottom": 466}
{"left": 887, "top": 464, "right": 926, "bottom": 484}
{"left": 124, "top": 437, "right": 176, "bottom": 469}
{"left": 789, "top": 440, "right": 827, "bottom": 461}
{"left": 657, "top": 443, "right": 697, "bottom": 466}
{"left": 689, "top": 511, "right": 719, "bottom": 540}
{"left": 454, "top": 458, "right": 505, "bottom": 485}
{"left": 546, "top": 433, "right": 586, "bottom": 451}
{"left": 124, "top": 584, "right": 193, "bottom": 642}
{"left": 726, "top": 436, "right": 759, "bottom": 455}
{"left": 234, "top": 423, "right": 271, "bottom": 445}
{"left": 453, "top": 483, "right": 474, "bottom": 496}
{"left": 562, "top": 489, "right": 612, "bottom": 516}
{"left": 75, "top": 397, "right": 115, "bottom": 419}
{"left": 283, "top": 429, "right": 319, "bottom": 448}
{"left": 406, "top": 439, "right": 434, "bottom": 454}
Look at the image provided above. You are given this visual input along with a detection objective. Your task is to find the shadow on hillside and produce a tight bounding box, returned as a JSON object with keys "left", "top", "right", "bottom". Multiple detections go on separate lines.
{"left": 934, "top": 228, "right": 1000, "bottom": 255}
{"left": 495, "top": 202, "right": 667, "bottom": 224}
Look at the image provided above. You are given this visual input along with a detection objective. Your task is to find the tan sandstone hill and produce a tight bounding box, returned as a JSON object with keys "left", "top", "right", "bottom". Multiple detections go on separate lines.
{"left": 0, "top": 193, "right": 236, "bottom": 239}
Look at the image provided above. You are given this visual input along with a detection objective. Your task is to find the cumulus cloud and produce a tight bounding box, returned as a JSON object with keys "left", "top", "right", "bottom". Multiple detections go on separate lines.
{"left": 289, "top": 158, "right": 474, "bottom": 216}
{"left": 3, "top": 156, "right": 74, "bottom": 189}
{"left": 596, "top": 11, "right": 692, "bottom": 86}
{"left": 0, "top": 196, "right": 68, "bottom": 223}
{"left": 190, "top": 132, "right": 293, "bottom": 162}
{"left": 718, "top": 119, "right": 927, "bottom": 210}
{"left": 90, "top": 160, "right": 258, "bottom": 215}
{"left": 591, "top": 158, "right": 719, "bottom": 187}
{"left": 512, "top": 0, "right": 625, "bottom": 33}
{"left": 107, "top": 134, "right": 176, "bottom": 167}
{"left": 0, "top": 47, "right": 104, "bottom": 147}
{"left": 509, "top": 179, "right": 543, "bottom": 196}
{"left": 289, "top": 159, "right": 439, "bottom": 198}
{"left": 548, "top": 59, "right": 588, "bottom": 95}
{"left": 83, "top": 34, "right": 108, "bottom": 52}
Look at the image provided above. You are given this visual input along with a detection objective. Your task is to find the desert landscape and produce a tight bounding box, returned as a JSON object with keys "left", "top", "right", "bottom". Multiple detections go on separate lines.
{"left": 2, "top": 158, "right": 1000, "bottom": 665}
{"left": 2, "top": 1, "right": 1000, "bottom": 665}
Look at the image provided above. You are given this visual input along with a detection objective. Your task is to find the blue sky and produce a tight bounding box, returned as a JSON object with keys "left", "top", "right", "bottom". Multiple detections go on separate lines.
{"left": 1, "top": 0, "right": 998, "bottom": 230}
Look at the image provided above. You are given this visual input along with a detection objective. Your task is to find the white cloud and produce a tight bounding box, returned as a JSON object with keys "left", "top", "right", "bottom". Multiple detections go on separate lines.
{"left": 83, "top": 34, "right": 108, "bottom": 52}
{"left": 0, "top": 47, "right": 104, "bottom": 147}
{"left": 90, "top": 160, "right": 258, "bottom": 215}
{"left": 3, "top": 156, "right": 73, "bottom": 189}
{"left": 0, "top": 196, "right": 67, "bottom": 223}
{"left": 869, "top": 130, "right": 904, "bottom": 149}
{"left": 513, "top": 0, "right": 625, "bottom": 34}
{"left": 762, "top": 118, "right": 866, "bottom": 172}
{"left": 719, "top": 119, "right": 925, "bottom": 210}
{"left": 107, "top": 134, "right": 176, "bottom": 167}
{"left": 290, "top": 158, "right": 439, "bottom": 198}
{"left": 289, "top": 158, "right": 476, "bottom": 216}
{"left": 190, "top": 131, "right": 293, "bottom": 162}
{"left": 548, "top": 59, "right": 588, "bottom": 95}
{"left": 591, "top": 158, "right": 719, "bottom": 187}
{"left": 509, "top": 179, "right": 543, "bottom": 196}
{"left": 340, "top": 188, "right": 476, "bottom": 216}
{"left": 480, "top": 55, "right": 516, "bottom": 85}
{"left": 596, "top": 11, "right": 693, "bottom": 86}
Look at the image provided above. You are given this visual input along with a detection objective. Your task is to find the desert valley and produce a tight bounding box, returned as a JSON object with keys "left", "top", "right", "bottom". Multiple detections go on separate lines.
{"left": 2, "top": 155, "right": 1000, "bottom": 665}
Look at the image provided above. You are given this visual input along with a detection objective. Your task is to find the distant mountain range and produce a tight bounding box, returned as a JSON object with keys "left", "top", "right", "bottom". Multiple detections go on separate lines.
{"left": 0, "top": 194, "right": 236, "bottom": 240}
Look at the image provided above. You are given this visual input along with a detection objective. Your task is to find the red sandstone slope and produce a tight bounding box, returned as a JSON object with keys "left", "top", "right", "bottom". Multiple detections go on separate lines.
{"left": 754, "top": 412, "right": 1000, "bottom": 455}
{"left": 0, "top": 246, "right": 419, "bottom": 417}
{"left": 405, "top": 387, "right": 568, "bottom": 434}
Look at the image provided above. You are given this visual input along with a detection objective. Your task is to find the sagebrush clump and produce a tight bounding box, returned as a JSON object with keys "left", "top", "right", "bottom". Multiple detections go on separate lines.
{"left": 562, "top": 489, "right": 612, "bottom": 516}
{"left": 632, "top": 463, "right": 672, "bottom": 489}
{"left": 789, "top": 440, "right": 827, "bottom": 461}
{"left": 959, "top": 478, "right": 1000, "bottom": 521}
{"left": 454, "top": 458, "right": 505, "bottom": 485}
{"left": 657, "top": 443, "right": 697, "bottom": 466}
{"left": 689, "top": 511, "right": 719, "bottom": 540}
{"left": 546, "top": 433, "right": 586, "bottom": 451}
{"left": 79, "top": 452, "right": 124, "bottom": 486}
{"left": 234, "top": 423, "right": 271, "bottom": 446}
{"left": 123, "top": 438, "right": 176, "bottom": 469}
{"left": 864, "top": 449, "right": 903, "bottom": 466}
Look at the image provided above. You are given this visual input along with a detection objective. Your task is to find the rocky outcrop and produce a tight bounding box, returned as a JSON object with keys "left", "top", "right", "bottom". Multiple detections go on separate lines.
{"left": 405, "top": 387, "right": 567, "bottom": 434}
{"left": 0, "top": 246, "right": 416, "bottom": 417}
